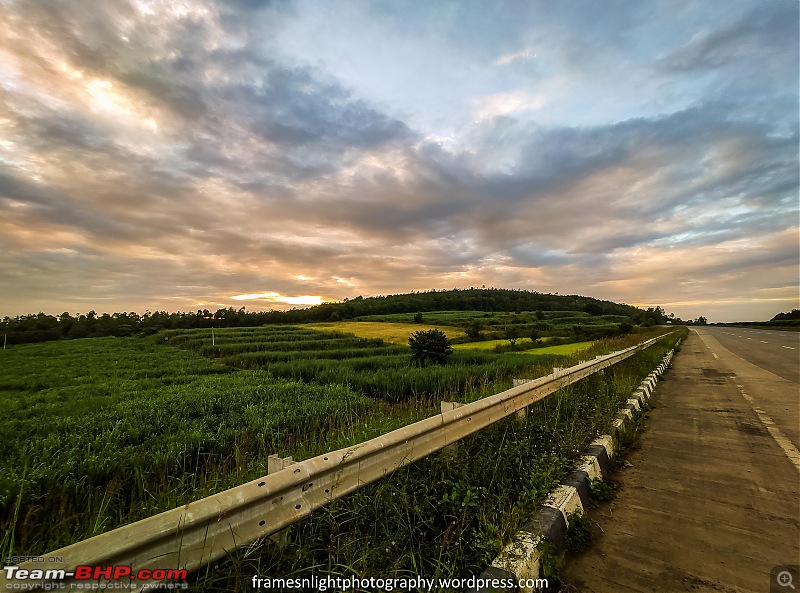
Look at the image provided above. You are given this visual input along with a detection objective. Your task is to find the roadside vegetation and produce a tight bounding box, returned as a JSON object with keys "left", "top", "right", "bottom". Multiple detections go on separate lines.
{"left": 0, "top": 288, "right": 685, "bottom": 590}
{"left": 194, "top": 329, "right": 686, "bottom": 591}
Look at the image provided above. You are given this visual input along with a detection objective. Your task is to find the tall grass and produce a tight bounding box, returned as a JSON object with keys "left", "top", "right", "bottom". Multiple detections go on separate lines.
{"left": 193, "top": 329, "right": 686, "bottom": 591}
{"left": 0, "top": 338, "right": 372, "bottom": 557}
{"left": 2, "top": 320, "right": 680, "bottom": 585}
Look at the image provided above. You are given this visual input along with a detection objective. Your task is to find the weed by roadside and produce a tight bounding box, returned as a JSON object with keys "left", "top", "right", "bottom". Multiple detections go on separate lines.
{"left": 564, "top": 511, "right": 593, "bottom": 553}
{"left": 588, "top": 478, "right": 615, "bottom": 502}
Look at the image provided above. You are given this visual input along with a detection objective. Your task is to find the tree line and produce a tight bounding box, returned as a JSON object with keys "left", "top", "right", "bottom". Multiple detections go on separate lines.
{"left": 1, "top": 288, "right": 673, "bottom": 346}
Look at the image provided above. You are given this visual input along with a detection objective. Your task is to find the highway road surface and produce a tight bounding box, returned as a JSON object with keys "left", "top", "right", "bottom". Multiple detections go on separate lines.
{"left": 562, "top": 328, "right": 800, "bottom": 592}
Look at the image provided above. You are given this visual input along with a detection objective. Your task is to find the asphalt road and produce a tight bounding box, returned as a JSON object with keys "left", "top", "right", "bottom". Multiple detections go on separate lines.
{"left": 695, "top": 327, "right": 800, "bottom": 453}
{"left": 703, "top": 326, "right": 799, "bottom": 384}
{"left": 562, "top": 329, "right": 800, "bottom": 593}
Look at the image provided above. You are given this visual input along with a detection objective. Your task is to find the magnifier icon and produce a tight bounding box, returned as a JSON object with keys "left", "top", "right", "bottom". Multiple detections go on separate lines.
{"left": 778, "top": 571, "right": 796, "bottom": 589}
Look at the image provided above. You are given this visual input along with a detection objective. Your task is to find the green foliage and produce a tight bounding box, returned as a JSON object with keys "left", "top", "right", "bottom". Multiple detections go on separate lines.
{"left": 413, "top": 311, "right": 424, "bottom": 323}
{"left": 588, "top": 478, "right": 615, "bottom": 502}
{"left": 2, "top": 288, "right": 663, "bottom": 346}
{"left": 505, "top": 326, "right": 520, "bottom": 348}
{"left": 408, "top": 329, "right": 454, "bottom": 365}
{"left": 536, "top": 540, "right": 563, "bottom": 582}
{"left": 2, "top": 323, "right": 684, "bottom": 589}
{"left": 772, "top": 309, "right": 800, "bottom": 321}
{"left": 0, "top": 337, "right": 372, "bottom": 556}
{"left": 194, "top": 332, "right": 681, "bottom": 589}
{"left": 465, "top": 320, "right": 483, "bottom": 339}
{"left": 584, "top": 302, "right": 604, "bottom": 316}
{"left": 564, "top": 511, "right": 592, "bottom": 553}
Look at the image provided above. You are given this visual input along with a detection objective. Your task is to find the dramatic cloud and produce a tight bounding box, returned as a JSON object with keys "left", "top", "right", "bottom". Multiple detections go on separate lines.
{"left": 0, "top": 0, "right": 797, "bottom": 321}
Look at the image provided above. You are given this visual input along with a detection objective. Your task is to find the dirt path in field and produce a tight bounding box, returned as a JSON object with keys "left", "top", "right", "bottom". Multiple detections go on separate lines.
{"left": 561, "top": 329, "right": 800, "bottom": 592}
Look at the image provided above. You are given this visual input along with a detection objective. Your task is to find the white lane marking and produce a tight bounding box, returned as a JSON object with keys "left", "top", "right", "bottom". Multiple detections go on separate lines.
{"left": 747, "top": 338, "right": 753, "bottom": 340}
{"left": 783, "top": 346, "right": 796, "bottom": 350}
{"left": 712, "top": 352, "right": 719, "bottom": 359}
{"left": 760, "top": 340, "right": 768, "bottom": 343}
{"left": 734, "top": 383, "right": 800, "bottom": 471}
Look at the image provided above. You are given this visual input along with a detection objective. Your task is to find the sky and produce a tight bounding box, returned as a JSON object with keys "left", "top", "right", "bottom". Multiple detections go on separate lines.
{"left": 0, "top": 0, "right": 798, "bottom": 322}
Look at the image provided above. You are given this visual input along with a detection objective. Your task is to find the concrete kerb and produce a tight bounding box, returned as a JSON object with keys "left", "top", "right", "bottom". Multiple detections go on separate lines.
{"left": 471, "top": 348, "right": 675, "bottom": 593}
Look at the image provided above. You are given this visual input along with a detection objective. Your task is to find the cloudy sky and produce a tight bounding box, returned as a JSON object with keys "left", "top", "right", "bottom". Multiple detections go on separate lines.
{"left": 0, "top": 0, "right": 797, "bottom": 322}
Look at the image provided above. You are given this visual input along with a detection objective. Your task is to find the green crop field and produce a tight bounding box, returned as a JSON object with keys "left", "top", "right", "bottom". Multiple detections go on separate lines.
{"left": 1, "top": 324, "right": 553, "bottom": 557}
{"left": 165, "top": 325, "right": 545, "bottom": 403}
{"left": 1, "top": 316, "right": 684, "bottom": 591}
{"left": 0, "top": 336, "right": 375, "bottom": 555}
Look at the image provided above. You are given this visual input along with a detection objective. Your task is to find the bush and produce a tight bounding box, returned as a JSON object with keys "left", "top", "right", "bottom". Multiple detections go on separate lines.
{"left": 408, "top": 329, "right": 453, "bottom": 365}
{"left": 465, "top": 321, "right": 482, "bottom": 339}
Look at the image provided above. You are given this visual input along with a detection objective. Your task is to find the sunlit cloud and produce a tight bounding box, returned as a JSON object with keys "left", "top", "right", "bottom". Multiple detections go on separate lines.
{"left": 0, "top": 0, "right": 796, "bottom": 323}
{"left": 231, "top": 292, "right": 329, "bottom": 306}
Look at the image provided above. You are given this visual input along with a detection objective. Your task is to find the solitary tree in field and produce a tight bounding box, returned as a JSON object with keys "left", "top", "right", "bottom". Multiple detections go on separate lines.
{"left": 505, "top": 326, "right": 520, "bottom": 348}
{"left": 409, "top": 329, "right": 453, "bottom": 365}
{"left": 465, "top": 320, "right": 483, "bottom": 339}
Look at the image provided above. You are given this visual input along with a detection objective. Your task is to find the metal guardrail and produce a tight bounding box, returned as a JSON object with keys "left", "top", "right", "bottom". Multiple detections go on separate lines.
{"left": 6, "top": 332, "right": 673, "bottom": 588}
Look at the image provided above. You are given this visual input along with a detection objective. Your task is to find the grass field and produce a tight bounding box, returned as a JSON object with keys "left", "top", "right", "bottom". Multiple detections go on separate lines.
{"left": 355, "top": 310, "right": 634, "bottom": 341}
{"left": 197, "top": 328, "right": 687, "bottom": 590}
{"left": 306, "top": 321, "right": 464, "bottom": 343}
{"left": 1, "top": 318, "right": 683, "bottom": 590}
{"left": 0, "top": 336, "right": 375, "bottom": 556}
{"left": 1, "top": 325, "right": 549, "bottom": 558}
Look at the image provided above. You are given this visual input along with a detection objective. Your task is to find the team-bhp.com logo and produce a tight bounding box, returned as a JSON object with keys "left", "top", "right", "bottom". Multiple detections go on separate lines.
{"left": 3, "top": 565, "right": 187, "bottom": 589}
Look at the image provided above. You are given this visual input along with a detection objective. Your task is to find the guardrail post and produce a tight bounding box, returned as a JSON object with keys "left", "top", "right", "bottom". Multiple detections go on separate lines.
{"left": 267, "top": 454, "right": 296, "bottom": 547}
{"left": 441, "top": 402, "right": 465, "bottom": 455}
{"left": 595, "top": 355, "right": 605, "bottom": 375}
{"left": 512, "top": 379, "right": 532, "bottom": 418}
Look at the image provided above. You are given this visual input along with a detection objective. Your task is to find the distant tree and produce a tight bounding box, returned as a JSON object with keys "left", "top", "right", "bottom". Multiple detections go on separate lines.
{"left": 584, "top": 303, "right": 604, "bottom": 316}
{"left": 408, "top": 329, "right": 453, "bottom": 365}
{"left": 413, "top": 312, "right": 424, "bottom": 323}
{"left": 772, "top": 309, "right": 800, "bottom": 321}
{"left": 618, "top": 322, "right": 634, "bottom": 334}
{"left": 465, "top": 320, "right": 483, "bottom": 339}
{"left": 695, "top": 316, "right": 708, "bottom": 325}
{"left": 328, "top": 311, "right": 341, "bottom": 322}
{"left": 505, "top": 326, "right": 520, "bottom": 348}
{"left": 535, "top": 310, "right": 545, "bottom": 320}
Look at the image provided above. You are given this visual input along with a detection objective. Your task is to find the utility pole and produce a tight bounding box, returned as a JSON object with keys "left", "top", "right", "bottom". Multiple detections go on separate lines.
{"left": 212, "top": 327, "right": 215, "bottom": 347}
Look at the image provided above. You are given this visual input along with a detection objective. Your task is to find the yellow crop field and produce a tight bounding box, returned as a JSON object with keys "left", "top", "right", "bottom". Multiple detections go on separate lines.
{"left": 306, "top": 321, "right": 464, "bottom": 344}
{"left": 454, "top": 339, "right": 594, "bottom": 356}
